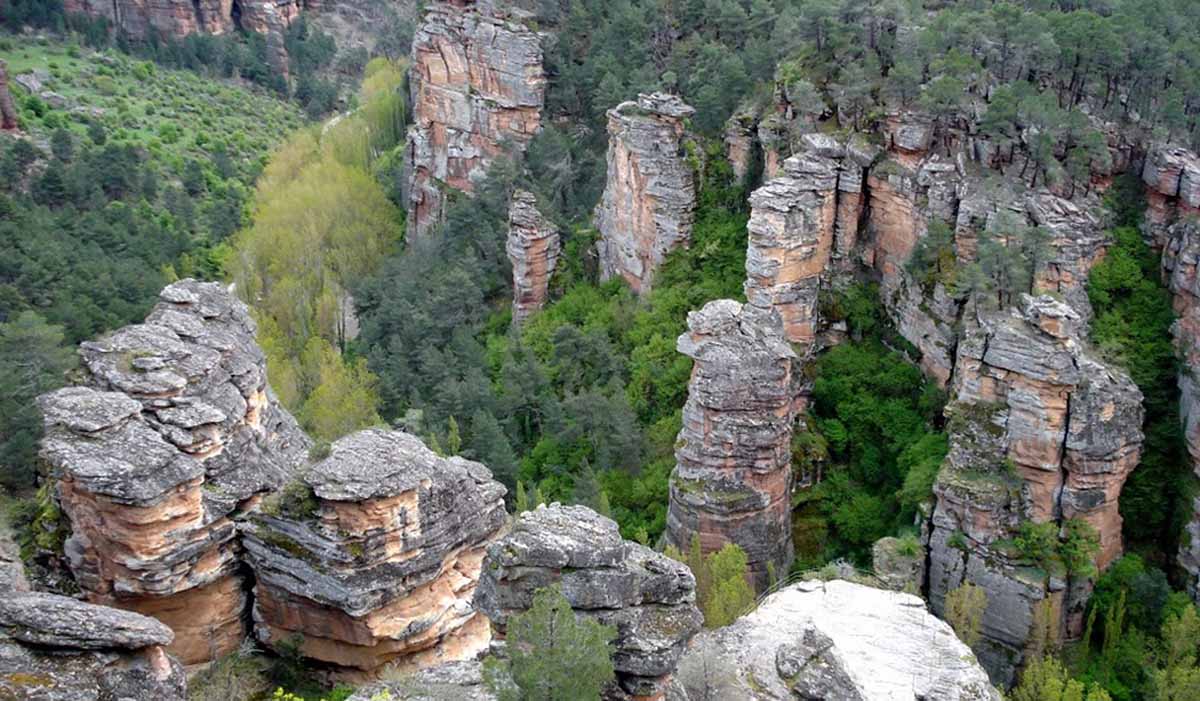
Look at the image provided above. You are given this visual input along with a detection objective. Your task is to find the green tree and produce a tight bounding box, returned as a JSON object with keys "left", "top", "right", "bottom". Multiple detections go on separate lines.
{"left": 1012, "top": 656, "right": 1112, "bottom": 701}
{"left": 483, "top": 586, "right": 616, "bottom": 701}
{"left": 944, "top": 581, "right": 987, "bottom": 649}
{"left": 0, "top": 312, "right": 75, "bottom": 488}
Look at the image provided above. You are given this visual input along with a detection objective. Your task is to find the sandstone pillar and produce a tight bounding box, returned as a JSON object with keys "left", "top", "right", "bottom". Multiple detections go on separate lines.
{"left": 506, "top": 189, "right": 560, "bottom": 325}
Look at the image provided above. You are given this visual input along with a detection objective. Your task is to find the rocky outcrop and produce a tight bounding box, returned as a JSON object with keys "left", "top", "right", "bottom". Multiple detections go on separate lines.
{"left": 506, "top": 189, "right": 560, "bottom": 325}
{"left": 666, "top": 300, "right": 796, "bottom": 591}
{"left": 872, "top": 536, "right": 924, "bottom": 593}
{"left": 242, "top": 428, "right": 507, "bottom": 677}
{"left": 1142, "top": 144, "right": 1200, "bottom": 247}
{"left": 0, "top": 59, "right": 17, "bottom": 131}
{"left": 477, "top": 503, "right": 703, "bottom": 701}
{"left": 595, "top": 92, "right": 697, "bottom": 294}
{"left": 348, "top": 660, "right": 495, "bottom": 701}
{"left": 404, "top": 0, "right": 545, "bottom": 238}
{"left": 674, "top": 579, "right": 1001, "bottom": 701}
{"left": 925, "top": 295, "right": 1143, "bottom": 684}
{"left": 37, "top": 279, "right": 309, "bottom": 665}
{"left": 1163, "top": 219, "right": 1200, "bottom": 601}
{"left": 725, "top": 108, "right": 758, "bottom": 182}
{"left": 0, "top": 592, "right": 186, "bottom": 701}
{"left": 64, "top": 0, "right": 300, "bottom": 76}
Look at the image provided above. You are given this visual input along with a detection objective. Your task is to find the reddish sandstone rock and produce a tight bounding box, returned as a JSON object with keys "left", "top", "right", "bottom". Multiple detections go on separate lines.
{"left": 506, "top": 189, "right": 559, "bottom": 325}
{"left": 926, "top": 295, "right": 1143, "bottom": 685}
{"left": 595, "top": 92, "right": 697, "bottom": 294}
{"left": 404, "top": 0, "right": 545, "bottom": 238}
{"left": 666, "top": 299, "right": 796, "bottom": 591}
{"left": 242, "top": 428, "right": 507, "bottom": 677}
{"left": 37, "top": 280, "right": 309, "bottom": 665}
{"left": 1143, "top": 144, "right": 1200, "bottom": 247}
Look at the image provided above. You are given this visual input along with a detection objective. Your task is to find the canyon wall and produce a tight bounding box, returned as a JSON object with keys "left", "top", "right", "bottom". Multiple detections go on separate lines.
{"left": 665, "top": 299, "right": 796, "bottom": 591}
{"left": 506, "top": 189, "right": 559, "bottom": 325}
{"left": 404, "top": 0, "right": 545, "bottom": 238}
{"left": 595, "top": 92, "right": 697, "bottom": 294}
{"left": 37, "top": 279, "right": 310, "bottom": 664}
{"left": 477, "top": 503, "right": 703, "bottom": 701}
{"left": 242, "top": 428, "right": 507, "bottom": 677}
{"left": 925, "top": 295, "right": 1143, "bottom": 685}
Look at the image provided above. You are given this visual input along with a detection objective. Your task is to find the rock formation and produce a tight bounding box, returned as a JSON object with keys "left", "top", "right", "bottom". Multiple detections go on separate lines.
{"left": 1163, "top": 218, "right": 1200, "bottom": 601}
{"left": 64, "top": 0, "right": 300, "bottom": 76}
{"left": 925, "top": 295, "right": 1143, "bottom": 684}
{"left": 595, "top": 92, "right": 697, "bottom": 294}
{"left": 1142, "top": 144, "right": 1200, "bottom": 247}
{"left": 724, "top": 108, "right": 758, "bottom": 182}
{"left": 506, "top": 189, "right": 560, "bottom": 325}
{"left": 0, "top": 59, "right": 17, "bottom": 131}
{"left": 674, "top": 579, "right": 1001, "bottom": 701}
{"left": 665, "top": 299, "right": 796, "bottom": 591}
{"left": 404, "top": 0, "right": 545, "bottom": 238}
{"left": 872, "top": 536, "right": 924, "bottom": 593}
{"left": 347, "top": 661, "right": 494, "bottom": 701}
{"left": 477, "top": 503, "right": 703, "bottom": 701}
{"left": 0, "top": 592, "right": 186, "bottom": 700}
{"left": 242, "top": 428, "right": 507, "bottom": 676}
{"left": 37, "top": 279, "right": 309, "bottom": 665}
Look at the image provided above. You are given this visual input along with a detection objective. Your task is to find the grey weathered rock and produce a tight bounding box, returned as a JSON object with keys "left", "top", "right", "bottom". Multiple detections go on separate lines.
{"left": 595, "top": 93, "right": 697, "bottom": 294}
{"left": 348, "top": 660, "right": 495, "bottom": 701}
{"left": 0, "top": 592, "right": 185, "bottom": 701}
{"left": 37, "top": 279, "right": 309, "bottom": 664}
{"left": 666, "top": 300, "right": 796, "bottom": 591}
{"left": 507, "top": 189, "right": 560, "bottom": 325}
{"left": 242, "top": 428, "right": 507, "bottom": 673}
{"left": 871, "top": 537, "right": 924, "bottom": 593}
{"left": 926, "top": 295, "right": 1143, "bottom": 685}
{"left": 404, "top": 0, "right": 546, "bottom": 238}
{"left": 1143, "top": 144, "right": 1200, "bottom": 246}
{"left": 674, "top": 580, "right": 1001, "bottom": 701}
{"left": 477, "top": 504, "right": 703, "bottom": 701}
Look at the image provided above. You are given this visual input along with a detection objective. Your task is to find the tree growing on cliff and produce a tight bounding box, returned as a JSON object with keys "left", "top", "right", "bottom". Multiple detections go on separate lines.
{"left": 665, "top": 537, "right": 754, "bottom": 628}
{"left": 483, "top": 586, "right": 616, "bottom": 701}
{"left": 944, "top": 581, "right": 987, "bottom": 649}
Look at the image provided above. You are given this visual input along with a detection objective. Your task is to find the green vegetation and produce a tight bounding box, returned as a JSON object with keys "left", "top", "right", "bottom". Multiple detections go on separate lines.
{"left": 482, "top": 586, "right": 617, "bottom": 701}
{"left": 945, "top": 581, "right": 987, "bottom": 650}
{"left": 1012, "top": 519, "right": 1102, "bottom": 579}
{"left": 665, "top": 537, "right": 755, "bottom": 628}
{"left": 1013, "top": 656, "right": 1113, "bottom": 701}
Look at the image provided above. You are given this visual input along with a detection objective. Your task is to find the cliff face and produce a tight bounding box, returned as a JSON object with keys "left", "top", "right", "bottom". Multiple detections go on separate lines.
{"left": 0, "top": 592, "right": 186, "bottom": 701}
{"left": 404, "top": 0, "right": 545, "bottom": 238}
{"left": 242, "top": 428, "right": 507, "bottom": 677}
{"left": 595, "top": 92, "right": 698, "bottom": 294}
{"left": 37, "top": 280, "right": 309, "bottom": 665}
{"left": 665, "top": 299, "right": 796, "bottom": 591}
{"left": 1163, "top": 218, "right": 1200, "bottom": 600}
{"left": 1142, "top": 145, "right": 1200, "bottom": 247}
{"left": 926, "top": 295, "right": 1143, "bottom": 685}
{"left": 506, "top": 189, "right": 559, "bottom": 325}
{"left": 477, "top": 504, "right": 703, "bottom": 701}
{"left": 675, "top": 579, "right": 1001, "bottom": 701}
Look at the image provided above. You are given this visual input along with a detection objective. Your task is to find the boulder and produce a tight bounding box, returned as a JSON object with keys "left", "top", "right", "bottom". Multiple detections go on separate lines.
{"left": 242, "top": 428, "right": 507, "bottom": 676}
{"left": 0, "top": 592, "right": 186, "bottom": 701}
{"left": 674, "top": 580, "right": 1001, "bottom": 701}
{"left": 595, "top": 93, "right": 697, "bottom": 294}
{"left": 37, "top": 279, "right": 309, "bottom": 664}
{"left": 477, "top": 504, "right": 703, "bottom": 701}
{"left": 665, "top": 300, "right": 797, "bottom": 591}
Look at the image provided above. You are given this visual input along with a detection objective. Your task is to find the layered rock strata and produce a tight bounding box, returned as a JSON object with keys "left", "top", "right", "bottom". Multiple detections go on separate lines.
{"left": 926, "top": 295, "right": 1143, "bottom": 684}
{"left": 1163, "top": 219, "right": 1200, "bottom": 601}
{"left": 1142, "top": 144, "right": 1200, "bottom": 247}
{"left": 404, "top": 0, "right": 545, "bottom": 238}
{"left": 37, "top": 279, "right": 309, "bottom": 664}
{"left": 0, "top": 592, "right": 186, "bottom": 700}
{"left": 674, "top": 579, "right": 1001, "bottom": 701}
{"left": 665, "top": 299, "right": 797, "bottom": 591}
{"left": 242, "top": 428, "right": 507, "bottom": 676}
{"left": 476, "top": 503, "right": 703, "bottom": 701}
{"left": 506, "top": 189, "right": 560, "bottom": 325}
{"left": 595, "top": 92, "right": 697, "bottom": 294}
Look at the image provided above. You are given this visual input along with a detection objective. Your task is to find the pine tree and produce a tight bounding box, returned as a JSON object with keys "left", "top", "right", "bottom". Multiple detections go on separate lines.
{"left": 446, "top": 416, "right": 462, "bottom": 456}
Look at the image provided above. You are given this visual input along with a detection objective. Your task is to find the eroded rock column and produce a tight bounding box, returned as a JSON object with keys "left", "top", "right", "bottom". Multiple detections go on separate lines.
{"left": 242, "top": 428, "right": 507, "bottom": 677}
{"left": 37, "top": 280, "right": 309, "bottom": 664}
{"left": 666, "top": 299, "right": 796, "bottom": 591}
{"left": 595, "top": 92, "right": 697, "bottom": 294}
{"left": 507, "top": 189, "right": 560, "bottom": 325}
{"left": 405, "top": 0, "right": 545, "bottom": 238}
{"left": 926, "top": 295, "right": 1143, "bottom": 685}
{"left": 476, "top": 504, "right": 703, "bottom": 701}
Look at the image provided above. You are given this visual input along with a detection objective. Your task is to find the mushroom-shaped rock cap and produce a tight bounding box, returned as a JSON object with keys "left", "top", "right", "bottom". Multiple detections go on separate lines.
{"left": 306, "top": 428, "right": 495, "bottom": 501}
{"left": 37, "top": 386, "right": 142, "bottom": 434}
{"left": 492, "top": 503, "right": 629, "bottom": 570}
{"left": 636, "top": 91, "right": 695, "bottom": 118}
{"left": 0, "top": 592, "right": 174, "bottom": 650}
{"left": 677, "top": 299, "right": 795, "bottom": 363}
